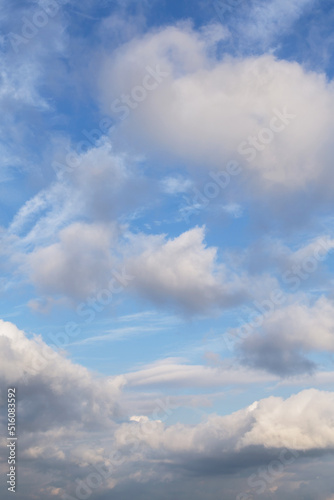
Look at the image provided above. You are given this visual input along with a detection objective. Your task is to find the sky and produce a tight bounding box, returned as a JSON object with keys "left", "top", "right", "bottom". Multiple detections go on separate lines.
{"left": 1, "top": 0, "right": 334, "bottom": 499}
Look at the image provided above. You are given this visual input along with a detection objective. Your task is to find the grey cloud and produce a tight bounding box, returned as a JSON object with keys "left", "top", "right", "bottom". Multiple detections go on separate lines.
{"left": 25, "top": 224, "right": 250, "bottom": 314}
{"left": 125, "top": 226, "right": 249, "bottom": 315}
{"left": 0, "top": 320, "right": 124, "bottom": 432}
{"left": 27, "top": 221, "right": 118, "bottom": 300}
{"left": 238, "top": 334, "right": 316, "bottom": 377}
{"left": 1, "top": 320, "right": 334, "bottom": 499}
{"left": 235, "top": 296, "right": 334, "bottom": 376}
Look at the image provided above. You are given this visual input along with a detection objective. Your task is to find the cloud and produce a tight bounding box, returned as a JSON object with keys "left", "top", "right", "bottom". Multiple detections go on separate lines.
{"left": 70, "top": 310, "right": 180, "bottom": 345}
{"left": 0, "top": 319, "right": 124, "bottom": 432}
{"left": 235, "top": 234, "right": 334, "bottom": 278}
{"left": 160, "top": 175, "right": 193, "bottom": 194}
{"left": 239, "top": 334, "right": 317, "bottom": 377}
{"left": 124, "top": 357, "right": 274, "bottom": 388}
{"left": 278, "top": 370, "right": 334, "bottom": 389}
{"left": 9, "top": 141, "right": 144, "bottom": 248}
{"left": 237, "top": 296, "right": 334, "bottom": 376}
{"left": 1, "top": 319, "right": 334, "bottom": 500}
{"left": 28, "top": 221, "right": 118, "bottom": 300}
{"left": 23, "top": 223, "right": 249, "bottom": 312}
{"left": 125, "top": 226, "right": 248, "bottom": 314}
{"left": 99, "top": 23, "right": 334, "bottom": 222}
{"left": 6, "top": 142, "right": 149, "bottom": 303}
{"left": 237, "top": 388, "right": 334, "bottom": 449}
{"left": 220, "top": 0, "right": 317, "bottom": 51}
{"left": 67, "top": 141, "right": 148, "bottom": 222}
{"left": 21, "top": 219, "right": 300, "bottom": 316}
{"left": 0, "top": 0, "right": 71, "bottom": 186}
{"left": 114, "top": 388, "right": 334, "bottom": 458}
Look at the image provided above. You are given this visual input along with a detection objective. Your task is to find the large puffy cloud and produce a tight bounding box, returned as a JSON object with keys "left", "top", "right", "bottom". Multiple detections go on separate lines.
{"left": 0, "top": 319, "right": 124, "bottom": 430}
{"left": 115, "top": 388, "right": 334, "bottom": 453}
{"left": 237, "top": 389, "right": 334, "bottom": 449}
{"left": 237, "top": 296, "right": 334, "bottom": 376}
{"left": 111, "top": 387, "right": 334, "bottom": 500}
{"left": 99, "top": 23, "right": 334, "bottom": 217}
{"left": 109, "top": 389, "right": 334, "bottom": 500}
{"left": 124, "top": 226, "right": 248, "bottom": 314}
{"left": 0, "top": 319, "right": 124, "bottom": 500}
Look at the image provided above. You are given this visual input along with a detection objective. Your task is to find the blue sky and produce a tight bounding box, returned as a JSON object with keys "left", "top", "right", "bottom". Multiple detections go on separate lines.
{"left": 1, "top": 1, "right": 334, "bottom": 499}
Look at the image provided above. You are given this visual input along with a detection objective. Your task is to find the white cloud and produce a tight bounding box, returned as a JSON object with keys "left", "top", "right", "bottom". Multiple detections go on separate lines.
{"left": 231, "top": 0, "right": 316, "bottom": 49}
{"left": 125, "top": 226, "right": 248, "bottom": 314}
{"left": 9, "top": 142, "right": 140, "bottom": 248}
{"left": 238, "top": 389, "right": 334, "bottom": 449}
{"left": 160, "top": 175, "right": 193, "bottom": 194}
{"left": 115, "top": 388, "right": 334, "bottom": 453}
{"left": 124, "top": 357, "right": 274, "bottom": 388}
{"left": 99, "top": 23, "right": 334, "bottom": 202}
{"left": 7, "top": 143, "right": 148, "bottom": 303}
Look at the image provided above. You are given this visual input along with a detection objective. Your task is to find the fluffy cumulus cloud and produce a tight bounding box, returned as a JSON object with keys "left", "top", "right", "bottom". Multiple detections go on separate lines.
{"left": 115, "top": 388, "right": 334, "bottom": 453}
{"left": 125, "top": 226, "right": 248, "bottom": 314}
{"left": 0, "top": 319, "right": 124, "bottom": 429}
{"left": 99, "top": 22, "right": 334, "bottom": 215}
{"left": 110, "top": 389, "right": 334, "bottom": 500}
{"left": 237, "top": 296, "right": 334, "bottom": 376}
{"left": 0, "top": 319, "right": 125, "bottom": 499}
{"left": 1, "top": 319, "right": 334, "bottom": 500}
